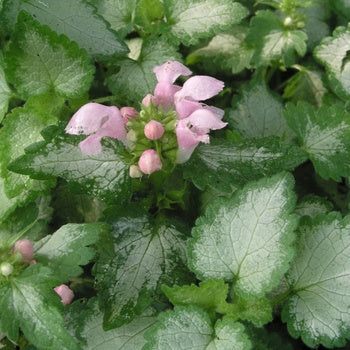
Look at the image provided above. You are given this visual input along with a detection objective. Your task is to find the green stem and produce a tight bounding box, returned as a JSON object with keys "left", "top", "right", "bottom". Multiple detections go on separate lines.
{"left": 92, "top": 95, "right": 123, "bottom": 104}
{"left": 9, "top": 219, "right": 39, "bottom": 246}
{"left": 271, "top": 288, "right": 293, "bottom": 307}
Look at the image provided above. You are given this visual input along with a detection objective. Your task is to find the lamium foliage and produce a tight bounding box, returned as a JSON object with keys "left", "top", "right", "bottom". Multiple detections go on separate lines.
{"left": 2, "top": 0, "right": 350, "bottom": 349}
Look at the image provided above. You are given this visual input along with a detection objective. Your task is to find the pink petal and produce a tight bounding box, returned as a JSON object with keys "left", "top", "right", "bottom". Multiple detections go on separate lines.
{"left": 121, "top": 107, "right": 138, "bottom": 124}
{"left": 185, "top": 109, "right": 227, "bottom": 133}
{"left": 54, "top": 284, "right": 74, "bottom": 305}
{"left": 175, "top": 119, "right": 209, "bottom": 163}
{"left": 78, "top": 133, "right": 103, "bottom": 155}
{"left": 153, "top": 61, "right": 192, "bottom": 84}
{"left": 142, "top": 94, "right": 153, "bottom": 106}
{"left": 175, "top": 99, "right": 202, "bottom": 119}
{"left": 138, "top": 149, "right": 163, "bottom": 174}
{"left": 154, "top": 82, "right": 181, "bottom": 111}
{"left": 14, "top": 239, "right": 34, "bottom": 261}
{"left": 203, "top": 105, "right": 225, "bottom": 119}
{"left": 175, "top": 76, "right": 224, "bottom": 101}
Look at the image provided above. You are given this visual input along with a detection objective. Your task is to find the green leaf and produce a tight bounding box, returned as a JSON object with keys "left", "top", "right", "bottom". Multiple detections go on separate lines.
{"left": 295, "top": 194, "right": 333, "bottom": 218}
{"left": 187, "top": 26, "right": 253, "bottom": 74}
{"left": 283, "top": 66, "right": 327, "bottom": 106}
{"left": 227, "top": 79, "right": 293, "bottom": 139}
{"left": 284, "top": 102, "right": 350, "bottom": 180}
{"left": 183, "top": 137, "right": 307, "bottom": 192}
{"left": 0, "top": 54, "right": 11, "bottom": 122}
{"left": 0, "top": 265, "right": 79, "bottom": 350}
{"left": 5, "top": 12, "right": 95, "bottom": 100}
{"left": 0, "top": 105, "right": 56, "bottom": 202}
{"left": 79, "top": 299, "right": 157, "bottom": 350}
{"left": 247, "top": 10, "right": 307, "bottom": 67}
{"left": 134, "top": 0, "right": 164, "bottom": 35}
{"left": 188, "top": 172, "right": 297, "bottom": 298}
{"left": 163, "top": 0, "right": 248, "bottom": 46}
{"left": 8, "top": 127, "right": 132, "bottom": 203}
{"left": 162, "top": 280, "right": 229, "bottom": 317}
{"left": 95, "top": 0, "right": 138, "bottom": 38}
{"left": 107, "top": 37, "right": 181, "bottom": 102}
{"left": 314, "top": 25, "right": 350, "bottom": 100}
{"left": 94, "top": 207, "right": 191, "bottom": 329}
{"left": 144, "top": 306, "right": 251, "bottom": 350}
{"left": 282, "top": 213, "right": 350, "bottom": 348}
{"left": 3, "top": 0, "right": 128, "bottom": 58}
{"left": 163, "top": 280, "right": 272, "bottom": 327}
{"left": 35, "top": 223, "right": 107, "bottom": 281}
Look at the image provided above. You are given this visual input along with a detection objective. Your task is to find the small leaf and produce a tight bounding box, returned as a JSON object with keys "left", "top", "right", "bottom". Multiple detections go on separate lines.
{"left": 107, "top": 37, "right": 181, "bottom": 102}
{"left": 282, "top": 213, "right": 350, "bottom": 348}
{"left": 295, "top": 194, "right": 333, "bottom": 218}
{"left": 3, "top": 0, "right": 128, "bottom": 58}
{"left": 187, "top": 26, "right": 253, "bottom": 74}
{"left": 0, "top": 265, "right": 79, "bottom": 350}
{"left": 8, "top": 127, "right": 132, "bottom": 203}
{"left": 247, "top": 10, "right": 307, "bottom": 67}
{"left": 163, "top": 0, "right": 248, "bottom": 46}
{"left": 283, "top": 66, "right": 327, "bottom": 106}
{"left": 94, "top": 206, "right": 191, "bottom": 329}
{"left": 188, "top": 172, "right": 297, "bottom": 298}
{"left": 95, "top": 0, "right": 138, "bottom": 38}
{"left": 5, "top": 12, "right": 95, "bottom": 99}
{"left": 35, "top": 223, "right": 107, "bottom": 281}
{"left": 315, "top": 25, "right": 350, "bottom": 100}
{"left": 144, "top": 306, "right": 251, "bottom": 350}
{"left": 284, "top": 102, "right": 350, "bottom": 180}
{"left": 227, "top": 79, "right": 293, "bottom": 139}
{"left": 183, "top": 137, "right": 307, "bottom": 192}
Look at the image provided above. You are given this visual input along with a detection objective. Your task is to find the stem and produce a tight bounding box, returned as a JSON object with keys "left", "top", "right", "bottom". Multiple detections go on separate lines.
{"left": 271, "top": 288, "right": 293, "bottom": 307}
{"left": 92, "top": 95, "right": 123, "bottom": 104}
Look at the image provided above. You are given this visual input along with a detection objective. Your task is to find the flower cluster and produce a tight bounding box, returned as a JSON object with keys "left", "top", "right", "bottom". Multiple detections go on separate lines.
{"left": 0, "top": 239, "right": 74, "bottom": 305}
{"left": 65, "top": 61, "right": 227, "bottom": 175}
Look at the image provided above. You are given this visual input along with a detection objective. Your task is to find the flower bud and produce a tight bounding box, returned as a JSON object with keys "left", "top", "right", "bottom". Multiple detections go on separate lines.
{"left": 126, "top": 130, "right": 138, "bottom": 142}
{"left": 54, "top": 284, "right": 74, "bottom": 305}
{"left": 142, "top": 94, "right": 153, "bottom": 106}
{"left": 129, "top": 165, "right": 142, "bottom": 178}
{"left": 14, "top": 239, "right": 34, "bottom": 261}
{"left": 138, "top": 149, "right": 162, "bottom": 174}
{"left": 30, "top": 260, "right": 37, "bottom": 265}
{"left": 144, "top": 120, "right": 165, "bottom": 140}
{"left": 0, "top": 262, "right": 14, "bottom": 276}
{"left": 120, "top": 107, "right": 138, "bottom": 124}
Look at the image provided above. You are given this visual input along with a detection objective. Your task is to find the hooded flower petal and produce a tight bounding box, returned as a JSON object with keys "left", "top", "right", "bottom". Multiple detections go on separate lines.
{"left": 175, "top": 75, "right": 224, "bottom": 101}
{"left": 65, "top": 102, "right": 126, "bottom": 155}
{"left": 153, "top": 61, "right": 192, "bottom": 84}
{"left": 154, "top": 82, "right": 181, "bottom": 111}
{"left": 175, "top": 99, "right": 203, "bottom": 119}
{"left": 120, "top": 106, "right": 138, "bottom": 124}
{"left": 185, "top": 109, "right": 227, "bottom": 133}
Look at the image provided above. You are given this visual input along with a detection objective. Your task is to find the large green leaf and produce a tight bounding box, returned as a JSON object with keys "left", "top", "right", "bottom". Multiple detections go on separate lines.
{"left": 282, "top": 213, "right": 350, "bottom": 348}
{"left": 0, "top": 54, "right": 11, "bottom": 122}
{"left": 163, "top": 0, "right": 248, "bottom": 46}
{"left": 107, "top": 37, "right": 181, "bottom": 102}
{"left": 8, "top": 127, "right": 132, "bottom": 203}
{"left": 1, "top": 0, "right": 128, "bottom": 58}
{"left": 284, "top": 102, "right": 350, "bottom": 181}
{"left": 144, "top": 306, "right": 251, "bottom": 350}
{"left": 35, "top": 223, "right": 107, "bottom": 281}
{"left": 183, "top": 137, "right": 307, "bottom": 192}
{"left": 227, "top": 79, "right": 292, "bottom": 139}
{"left": 5, "top": 13, "right": 94, "bottom": 99}
{"left": 94, "top": 207, "right": 191, "bottom": 329}
{"left": 188, "top": 172, "right": 297, "bottom": 298}
{"left": 0, "top": 265, "right": 79, "bottom": 350}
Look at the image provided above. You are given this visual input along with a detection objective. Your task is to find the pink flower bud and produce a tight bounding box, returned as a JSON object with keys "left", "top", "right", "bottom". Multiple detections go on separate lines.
{"left": 14, "top": 239, "right": 34, "bottom": 261}
{"left": 138, "top": 149, "right": 162, "bottom": 174}
{"left": 120, "top": 107, "right": 138, "bottom": 124}
{"left": 30, "top": 260, "right": 37, "bottom": 265}
{"left": 144, "top": 120, "right": 165, "bottom": 140}
{"left": 54, "top": 284, "right": 74, "bottom": 305}
{"left": 142, "top": 94, "right": 153, "bottom": 106}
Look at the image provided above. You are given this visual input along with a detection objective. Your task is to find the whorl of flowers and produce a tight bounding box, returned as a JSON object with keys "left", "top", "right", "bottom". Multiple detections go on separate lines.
{"left": 65, "top": 61, "right": 227, "bottom": 174}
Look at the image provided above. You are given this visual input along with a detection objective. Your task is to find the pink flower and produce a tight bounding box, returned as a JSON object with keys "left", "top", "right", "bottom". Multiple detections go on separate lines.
{"left": 65, "top": 102, "right": 126, "bottom": 155}
{"left": 176, "top": 109, "right": 227, "bottom": 163}
{"left": 54, "top": 284, "right": 74, "bottom": 305}
{"left": 144, "top": 120, "right": 164, "bottom": 140}
{"left": 138, "top": 149, "right": 162, "bottom": 174}
{"left": 14, "top": 239, "right": 34, "bottom": 261}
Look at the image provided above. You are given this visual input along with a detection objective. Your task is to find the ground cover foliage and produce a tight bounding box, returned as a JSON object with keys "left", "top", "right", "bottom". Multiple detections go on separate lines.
{"left": 1, "top": 0, "right": 350, "bottom": 349}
